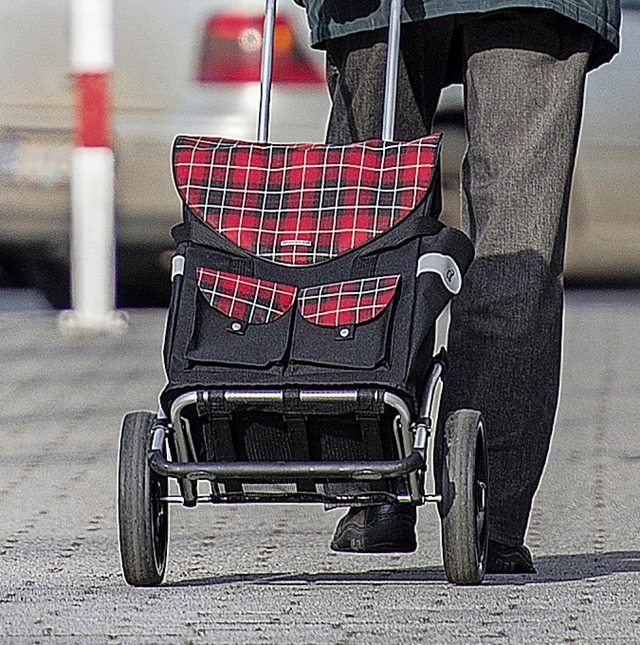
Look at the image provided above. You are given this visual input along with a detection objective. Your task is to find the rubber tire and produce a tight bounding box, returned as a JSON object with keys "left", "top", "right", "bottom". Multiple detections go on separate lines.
{"left": 439, "top": 409, "right": 488, "bottom": 585}
{"left": 118, "top": 411, "right": 169, "bottom": 586}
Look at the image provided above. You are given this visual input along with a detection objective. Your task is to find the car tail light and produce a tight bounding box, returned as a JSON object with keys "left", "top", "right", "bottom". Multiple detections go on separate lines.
{"left": 197, "top": 13, "right": 324, "bottom": 84}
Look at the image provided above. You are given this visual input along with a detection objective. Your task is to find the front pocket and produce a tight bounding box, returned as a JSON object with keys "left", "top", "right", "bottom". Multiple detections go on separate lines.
{"left": 186, "top": 268, "right": 297, "bottom": 368}
{"left": 291, "top": 275, "right": 400, "bottom": 369}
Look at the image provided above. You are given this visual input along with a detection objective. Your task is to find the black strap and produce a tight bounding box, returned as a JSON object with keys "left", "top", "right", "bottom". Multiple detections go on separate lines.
{"left": 286, "top": 416, "right": 316, "bottom": 493}
{"left": 359, "top": 415, "right": 385, "bottom": 461}
{"left": 282, "top": 390, "right": 315, "bottom": 492}
{"left": 357, "top": 414, "right": 389, "bottom": 494}
{"left": 173, "top": 220, "right": 254, "bottom": 276}
{"left": 172, "top": 218, "right": 252, "bottom": 258}
{"left": 351, "top": 254, "right": 378, "bottom": 279}
{"left": 357, "top": 190, "right": 443, "bottom": 258}
{"left": 215, "top": 416, "right": 243, "bottom": 494}
{"left": 355, "top": 390, "right": 386, "bottom": 461}
{"left": 200, "top": 391, "right": 242, "bottom": 493}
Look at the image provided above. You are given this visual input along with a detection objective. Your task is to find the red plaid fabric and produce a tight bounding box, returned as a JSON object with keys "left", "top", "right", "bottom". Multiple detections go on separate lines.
{"left": 196, "top": 268, "right": 297, "bottom": 324}
{"left": 298, "top": 275, "right": 400, "bottom": 327}
{"left": 173, "top": 135, "right": 440, "bottom": 265}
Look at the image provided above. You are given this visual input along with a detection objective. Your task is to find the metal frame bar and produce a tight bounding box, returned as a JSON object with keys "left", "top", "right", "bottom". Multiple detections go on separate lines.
{"left": 168, "top": 388, "right": 415, "bottom": 469}
{"left": 154, "top": 360, "right": 445, "bottom": 506}
{"left": 419, "top": 361, "right": 444, "bottom": 426}
{"left": 149, "top": 449, "right": 424, "bottom": 483}
{"left": 160, "top": 491, "right": 403, "bottom": 505}
{"left": 257, "top": 0, "right": 276, "bottom": 142}
{"left": 382, "top": 0, "right": 403, "bottom": 141}
{"left": 161, "top": 388, "right": 421, "bottom": 485}
{"left": 256, "top": 0, "right": 403, "bottom": 143}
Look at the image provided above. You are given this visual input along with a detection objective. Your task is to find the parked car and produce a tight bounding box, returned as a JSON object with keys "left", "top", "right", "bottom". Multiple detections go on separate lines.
{"left": 0, "top": 0, "right": 638, "bottom": 305}
{"left": 435, "top": 1, "right": 640, "bottom": 284}
{"left": 0, "top": 0, "right": 330, "bottom": 305}
{"left": 564, "top": 0, "right": 640, "bottom": 282}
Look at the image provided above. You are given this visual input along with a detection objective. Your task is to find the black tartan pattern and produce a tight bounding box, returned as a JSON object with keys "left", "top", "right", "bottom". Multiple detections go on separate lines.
{"left": 173, "top": 134, "right": 440, "bottom": 265}
{"left": 298, "top": 276, "right": 399, "bottom": 327}
{"left": 196, "top": 268, "right": 297, "bottom": 325}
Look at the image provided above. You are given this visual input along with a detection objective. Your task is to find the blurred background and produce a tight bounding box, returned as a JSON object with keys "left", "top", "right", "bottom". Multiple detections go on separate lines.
{"left": 0, "top": 0, "right": 638, "bottom": 309}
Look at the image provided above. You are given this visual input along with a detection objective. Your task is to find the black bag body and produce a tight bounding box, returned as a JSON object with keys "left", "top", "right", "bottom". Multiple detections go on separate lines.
{"left": 161, "top": 134, "right": 474, "bottom": 416}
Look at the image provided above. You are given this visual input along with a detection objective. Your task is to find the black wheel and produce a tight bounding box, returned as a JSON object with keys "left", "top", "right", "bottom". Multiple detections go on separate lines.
{"left": 118, "top": 411, "right": 169, "bottom": 586}
{"left": 438, "top": 409, "right": 488, "bottom": 585}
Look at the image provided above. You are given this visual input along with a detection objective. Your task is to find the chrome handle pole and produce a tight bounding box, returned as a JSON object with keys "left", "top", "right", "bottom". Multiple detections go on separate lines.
{"left": 257, "top": 0, "right": 277, "bottom": 142}
{"left": 382, "top": 0, "right": 403, "bottom": 141}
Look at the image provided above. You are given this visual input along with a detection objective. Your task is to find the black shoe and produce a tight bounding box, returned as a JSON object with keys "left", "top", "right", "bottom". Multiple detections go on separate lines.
{"left": 330, "top": 503, "right": 417, "bottom": 553}
{"left": 486, "top": 539, "right": 536, "bottom": 574}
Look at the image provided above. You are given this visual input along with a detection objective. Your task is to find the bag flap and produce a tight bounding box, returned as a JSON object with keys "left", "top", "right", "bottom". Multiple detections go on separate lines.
{"left": 297, "top": 275, "right": 400, "bottom": 327}
{"left": 173, "top": 135, "right": 441, "bottom": 266}
{"left": 196, "top": 268, "right": 297, "bottom": 325}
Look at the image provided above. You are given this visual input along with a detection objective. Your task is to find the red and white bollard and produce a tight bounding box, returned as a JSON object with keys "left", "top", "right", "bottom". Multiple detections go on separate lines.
{"left": 60, "top": 0, "right": 126, "bottom": 333}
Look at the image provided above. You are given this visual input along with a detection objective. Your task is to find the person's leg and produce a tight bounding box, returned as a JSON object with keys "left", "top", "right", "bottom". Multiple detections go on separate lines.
{"left": 440, "top": 10, "right": 595, "bottom": 569}
{"left": 325, "top": 18, "right": 454, "bottom": 143}
{"left": 324, "top": 19, "right": 454, "bottom": 553}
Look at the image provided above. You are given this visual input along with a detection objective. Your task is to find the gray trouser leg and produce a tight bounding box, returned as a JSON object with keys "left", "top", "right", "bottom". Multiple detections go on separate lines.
{"left": 323, "top": 11, "right": 593, "bottom": 542}
{"left": 325, "top": 18, "right": 455, "bottom": 143}
{"left": 440, "top": 13, "right": 594, "bottom": 545}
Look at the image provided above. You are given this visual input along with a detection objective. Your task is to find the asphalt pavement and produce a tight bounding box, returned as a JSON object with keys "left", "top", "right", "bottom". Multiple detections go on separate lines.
{"left": 1, "top": 289, "right": 639, "bottom": 644}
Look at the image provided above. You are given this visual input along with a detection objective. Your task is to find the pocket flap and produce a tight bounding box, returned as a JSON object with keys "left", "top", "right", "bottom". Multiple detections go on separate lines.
{"left": 297, "top": 275, "right": 400, "bottom": 327}
{"left": 196, "top": 268, "right": 297, "bottom": 325}
{"left": 173, "top": 135, "right": 441, "bottom": 265}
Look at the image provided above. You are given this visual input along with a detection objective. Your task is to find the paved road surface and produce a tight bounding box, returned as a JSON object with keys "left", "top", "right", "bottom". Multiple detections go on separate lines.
{"left": 1, "top": 290, "right": 639, "bottom": 644}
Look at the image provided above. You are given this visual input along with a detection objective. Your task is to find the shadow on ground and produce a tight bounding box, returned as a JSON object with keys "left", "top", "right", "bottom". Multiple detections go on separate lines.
{"left": 168, "top": 550, "right": 640, "bottom": 587}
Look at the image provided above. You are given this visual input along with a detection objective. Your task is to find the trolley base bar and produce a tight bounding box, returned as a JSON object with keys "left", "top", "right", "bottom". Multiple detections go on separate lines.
{"left": 148, "top": 450, "right": 425, "bottom": 483}
{"left": 161, "top": 491, "right": 404, "bottom": 505}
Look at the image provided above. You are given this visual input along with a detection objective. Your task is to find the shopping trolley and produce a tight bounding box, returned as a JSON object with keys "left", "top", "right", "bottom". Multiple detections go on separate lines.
{"left": 117, "top": 0, "right": 488, "bottom": 586}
